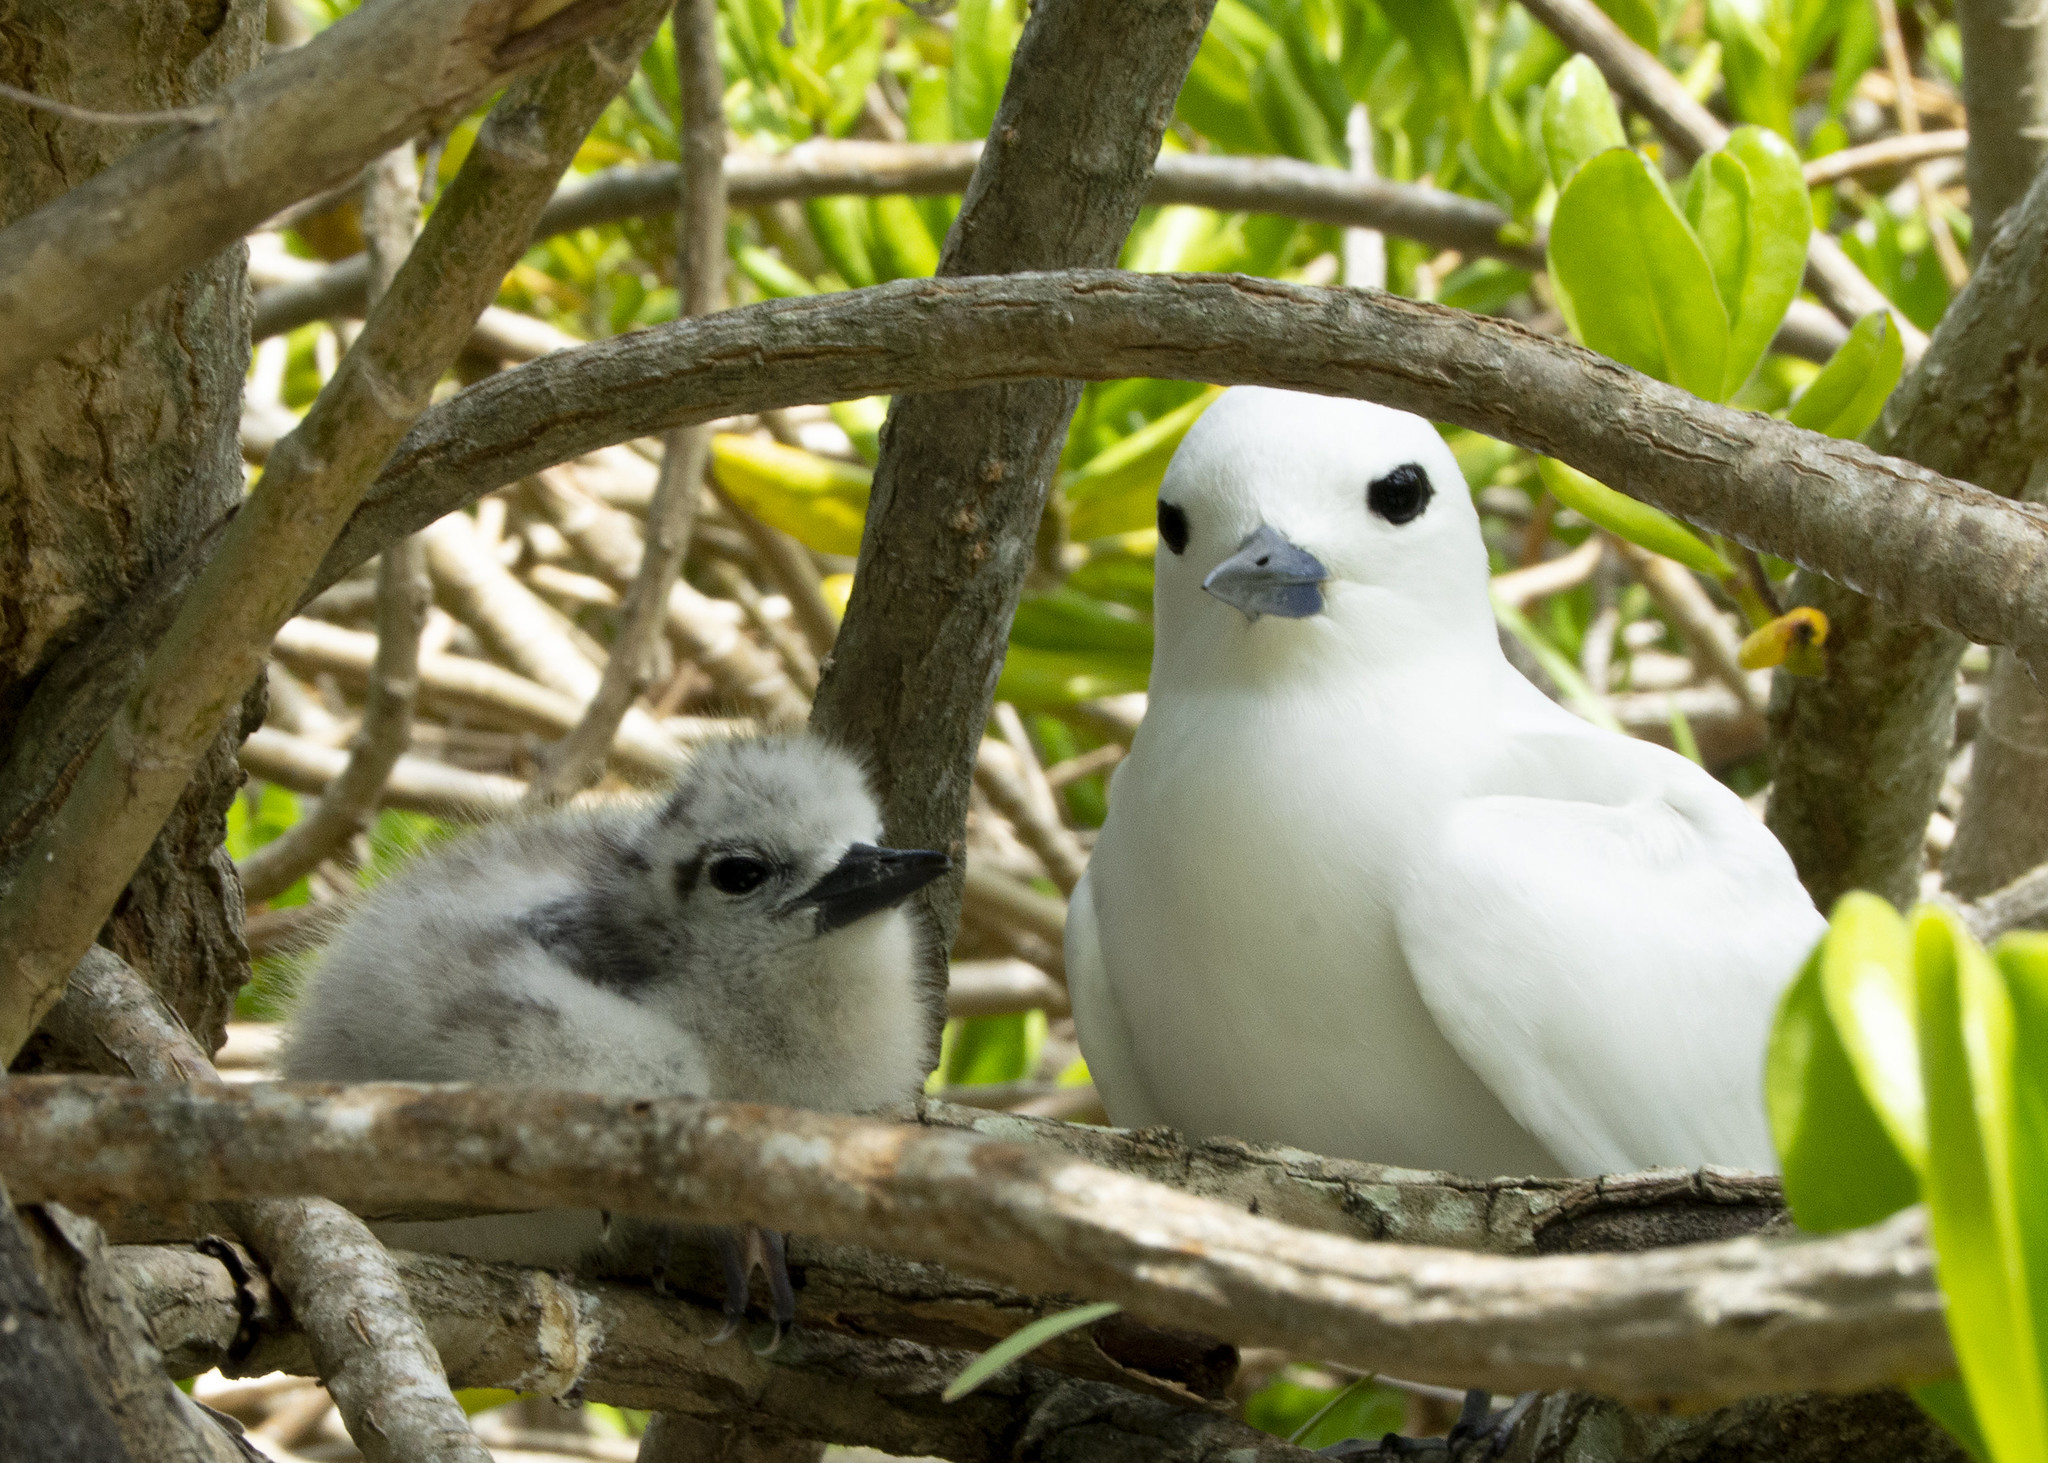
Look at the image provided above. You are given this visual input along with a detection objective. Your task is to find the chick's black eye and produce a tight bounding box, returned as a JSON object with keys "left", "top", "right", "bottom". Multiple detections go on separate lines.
{"left": 708, "top": 855, "right": 771, "bottom": 895}
{"left": 1157, "top": 500, "right": 1189, "bottom": 555}
{"left": 1367, "top": 463, "right": 1434, "bottom": 525}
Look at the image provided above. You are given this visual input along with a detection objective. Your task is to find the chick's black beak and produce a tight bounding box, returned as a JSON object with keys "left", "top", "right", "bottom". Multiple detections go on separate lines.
{"left": 1202, "top": 523, "right": 1328, "bottom": 621}
{"left": 794, "top": 843, "right": 951, "bottom": 934}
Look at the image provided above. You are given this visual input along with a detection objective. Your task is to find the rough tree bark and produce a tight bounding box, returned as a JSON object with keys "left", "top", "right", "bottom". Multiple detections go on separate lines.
{"left": 1930, "top": 0, "right": 2048, "bottom": 899}
{"left": 1768, "top": 153, "right": 2048, "bottom": 908}
{"left": 0, "top": 1, "right": 265, "bottom": 1053}
{"left": 808, "top": 0, "right": 1216, "bottom": 1048}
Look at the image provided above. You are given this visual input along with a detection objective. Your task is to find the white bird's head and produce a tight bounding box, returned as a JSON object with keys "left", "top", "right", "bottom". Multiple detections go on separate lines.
{"left": 607, "top": 737, "right": 950, "bottom": 986}
{"left": 1151, "top": 387, "right": 1497, "bottom": 683}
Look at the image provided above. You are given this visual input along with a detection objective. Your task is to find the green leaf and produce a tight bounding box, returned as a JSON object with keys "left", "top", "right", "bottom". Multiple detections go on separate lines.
{"left": 939, "top": 1009, "right": 1046, "bottom": 1088}
{"left": 1917, "top": 906, "right": 2048, "bottom": 1463}
{"left": 803, "top": 194, "right": 876, "bottom": 289}
{"left": 1706, "top": 0, "right": 1793, "bottom": 137}
{"left": 1549, "top": 149, "right": 1729, "bottom": 400}
{"left": 1912, "top": 1379, "right": 1991, "bottom": 1463}
{"left": 868, "top": 194, "right": 940, "bottom": 280}
{"left": 1685, "top": 152, "right": 1751, "bottom": 340}
{"left": 1716, "top": 127, "right": 1811, "bottom": 395}
{"left": 1252, "top": 40, "right": 1345, "bottom": 167}
{"left": 950, "top": 0, "right": 1023, "bottom": 142}
{"left": 1822, "top": 892, "right": 1928, "bottom": 1170}
{"left": 1385, "top": 0, "right": 1472, "bottom": 113}
{"left": 1998, "top": 932, "right": 2048, "bottom": 1449}
{"left": 1767, "top": 899, "right": 1919, "bottom": 1233}
{"left": 943, "top": 1302, "right": 1121, "bottom": 1401}
{"left": 1788, "top": 311, "right": 1904, "bottom": 440}
{"left": 1540, "top": 56, "right": 1625, "bottom": 188}
{"left": 1592, "top": 0, "right": 1662, "bottom": 50}
{"left": 1063, "top": 386, "right": 1223, "bottom": 540}
{"left": 1535, "top": 458, "right": 1733, "bottom": 579}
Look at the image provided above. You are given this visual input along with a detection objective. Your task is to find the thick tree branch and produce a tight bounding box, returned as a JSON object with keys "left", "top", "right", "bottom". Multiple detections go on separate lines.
{"left": 14, "top": 270, "right": 2048, "bottom": 885}
{"left": 1767, "top": 144, "right": 2048, "bottom": 905}
{"left": 1923, "top": 0, "right": 2048, "bottom": 898}
{"left": 809, "top": 0, "right": 1217, "bottom": 1042}
{"left": 37, "top": 948, "right": 491, "bottom": 1463}
{"left": 1517, "top": 0, "right": 1924, "bottom": 358}
{"left": 0, "top": 1078, "right": 1953, "bottom": 1406}
{"left": 118, "top": 1240, "right": 1317, "bottom": 1463}
{"left": 0, "top": 0, "right": 644, "bottom": 391}
{"left": 240, "top": 152, "right": 431, "bottom": 900}
{"left": 0, "top": 12, "right": 666, "bottom": 1064}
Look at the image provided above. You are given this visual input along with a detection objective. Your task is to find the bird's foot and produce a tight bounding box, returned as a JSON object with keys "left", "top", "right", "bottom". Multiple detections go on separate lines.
{"left": 1316, "top": 1435, "right": 1447, "bottom": 1459}
{"left": 1446, "top": 1390, "right": 1538, "bottom": 1458}
{"left": 706, "top": 1224, "right": 796, "bottom": 1353}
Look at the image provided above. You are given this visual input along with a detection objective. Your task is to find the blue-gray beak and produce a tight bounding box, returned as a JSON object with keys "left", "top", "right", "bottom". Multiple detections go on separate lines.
{"left": 1202, "top": 524, "right": 1329, "bottom": 621}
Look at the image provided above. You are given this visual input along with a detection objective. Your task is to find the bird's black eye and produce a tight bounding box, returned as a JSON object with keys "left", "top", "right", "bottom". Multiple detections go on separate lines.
{"left": 707, "top": 855, "right": 771, "bottom": 895}
{"left": 1367, "top": 463, "right": 1433, "bottom": 525}
{"left": 1158, "top": 500, "right": 1189, "bottom": 555}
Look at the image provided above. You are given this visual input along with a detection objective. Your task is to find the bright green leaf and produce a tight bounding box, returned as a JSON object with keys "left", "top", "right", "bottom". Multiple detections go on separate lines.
{"left": 949, "top": 0, "right": 1022, "bottom": 142}
{"left": 943, "top": 1302, "right": 1121, "bottom": 1402}
{"left": 1766, "top": 898, "right": 1919, "bottom": 1233}
{"left": 1535, "top": 458, "right": 1733, "bottom": 579}
{"left": 868, "top": 194, "right": 940, "bottom": 280}
{"left": 1912, "top": 1379, "right": 1991, "bottom": 1463}
{"left": 803, "top": 194, "right": 876, "bottom": 289}
{"left": 1540, "top": 56, "right": 1625, "bottom": 188}
{"left": 1820, "top": 892, "right": 1927, "bottom": 1171}
{"left": 1917, "top": 906, "right": 2048, "bottom": 1463}
{"left": 1997, "top": 933, "right": 2048, "bottom": 1456}
{"left": 1549, "top": 149, "right": 1730, "bottom": 399}
{"left": 1716, "top": 127, "right": 1811, "bottom": 395}
{"left": 1592, "top": 0, "right": 1661, "bottom": 50}
{"left": 1788, "top": 311, "right": 1904, "bottom": 440}
{"left": 1252, "top": 40, "right": 1346, "bottom": 166}
{"left": 1685, "top": 151, "right": 1752, "bottom": 338}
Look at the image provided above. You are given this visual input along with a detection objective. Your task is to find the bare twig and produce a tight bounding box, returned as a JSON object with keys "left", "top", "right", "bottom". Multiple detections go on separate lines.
{"left": 0, "top": 0, "right": 649, "bottom": 392}
{"left": 1517, "top": 0, "right": 1926, "bottom": 359}
{"left": 708, "top": 481, "right": 841, "bottom": 660}
{"left": 240, "top": 726, "right": 527, "bottom": 819}
{"left": 526, "top": 0, "right": 727, "bottom": 805}
{"left": 1490, "top": 536, "right": 1604, "bottom": 612}
{"left": 1802, "top": 129, "right": 1970, "bottom": 187}
{"left": 1957, "top": 857, "right": 2048, "bottom": 942}
{"left": 0, "top": 15, "right": 666, "bottom": 1064}
{"left": 975, "top": 724, "right": 1088, "bottom": 895}
{"left": 947, "top": 958, "right": 1069, "bottom": 1018}
{"left": 0, "top": 80, "right": 221, "bottom": 128}
{"left": 0, "top": 1078, "right": 1951, "bottom": 1405}
{"left": 270, "top": 617, "right": 684, "bottom": 778}
{"left": 241, "top": 149, "right": 430, "bottom": 902}
{"left": 1870, "top": 0, "right": 1968, "bottom": 287}
{"left": 36, "top": 950, "right": 491, "bottom": 1463}
{"left": 1607, "top": 538, "right": 1762, "bottom": 716}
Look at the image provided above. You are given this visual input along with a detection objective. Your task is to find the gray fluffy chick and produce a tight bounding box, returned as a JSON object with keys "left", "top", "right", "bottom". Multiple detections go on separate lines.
{"left": 283, "top": 733, "right": 947, "bottom": 1347}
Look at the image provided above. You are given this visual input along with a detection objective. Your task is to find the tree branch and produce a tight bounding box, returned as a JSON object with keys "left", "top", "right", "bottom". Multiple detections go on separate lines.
{"left": 239, "top": 149, "right": 431, "bottom": 902}
{"left": 809, "top": 0, "right": 1216, "bottom": 1044}
{"left": 0, "top": 12, "right": 666, "bottom": 1064}
{"left": 1766, "top": 133, "right": 2048, "bottom": 905}
{"left": 0, "top": 1078, "right": 1952, "bottom": 1406}
{"left": 118, "top": 1239, "right": 1320, "bottom": 1463}
{"left": 0, "top": 0, "right": 645, "bottom": 391}
{"left": 15, "top": 269, "right": 2048, "bottom": 892}
{"left": 36, "top": 948, "right": 492, "bottom": 1463}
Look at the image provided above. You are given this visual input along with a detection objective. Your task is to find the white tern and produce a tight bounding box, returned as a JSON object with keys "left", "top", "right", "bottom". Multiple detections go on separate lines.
{"left": 284, "top": 734, "right": 947, "bottom": 1343}
{"left": 1067, "top": 387, "right": 1825, "bottom": 1178}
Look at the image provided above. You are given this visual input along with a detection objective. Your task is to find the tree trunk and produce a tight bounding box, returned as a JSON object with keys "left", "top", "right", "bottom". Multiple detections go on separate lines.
{"left": 0, "top": 1, "right": 264, "bottom": 1052}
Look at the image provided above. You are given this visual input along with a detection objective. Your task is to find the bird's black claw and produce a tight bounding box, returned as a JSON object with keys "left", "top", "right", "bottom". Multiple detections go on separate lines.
{"left": 706, "top": 1223, "right": 798, "bottom": 1349}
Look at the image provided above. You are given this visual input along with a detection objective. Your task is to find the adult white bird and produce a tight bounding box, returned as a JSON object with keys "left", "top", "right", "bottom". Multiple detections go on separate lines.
{"left": 1068, "top": 387, "right": 1824, "bottom": 1179}
{"left": 285, "top": 734, "right": 947, "bottom": 1344}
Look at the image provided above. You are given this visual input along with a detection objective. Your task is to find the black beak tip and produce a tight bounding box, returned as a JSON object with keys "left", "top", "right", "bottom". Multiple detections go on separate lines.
{"left": 799, "top": 843, "right": 953, "bottom": 933}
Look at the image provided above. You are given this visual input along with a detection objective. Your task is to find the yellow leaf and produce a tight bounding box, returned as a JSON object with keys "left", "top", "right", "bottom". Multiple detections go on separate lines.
{"left": 710, "top": 435, "right": 871, "bottom": 556}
